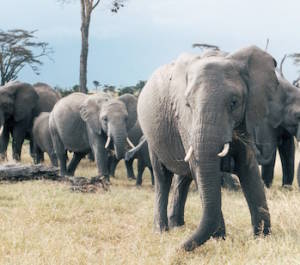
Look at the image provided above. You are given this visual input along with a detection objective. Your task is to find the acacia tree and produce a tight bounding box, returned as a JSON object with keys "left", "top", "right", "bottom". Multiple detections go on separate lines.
{"left": 60, "top": 0, "right": 125, "bottom": 93}
{"left": 0, "top": 29, "right": 52, "bottom": 85}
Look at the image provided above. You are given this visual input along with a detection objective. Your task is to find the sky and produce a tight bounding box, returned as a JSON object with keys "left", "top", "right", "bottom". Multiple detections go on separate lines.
{"left": 1, "top": 0, "right": 300, "bottom": 88}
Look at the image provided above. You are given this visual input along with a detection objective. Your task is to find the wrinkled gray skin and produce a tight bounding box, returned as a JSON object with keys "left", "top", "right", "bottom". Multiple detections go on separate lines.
{"left": 0, "top": 81, "right": 60, "bottom": 161}
{"left": 32, "top": 112, "right": 58, "bottom": 166}
{"left": 138, "top": 46, "right": 281, "bottom": 251}
{"left": 125, "top": 135, "right": 154, "bottom": 186}
{"left": 108, "top": 121, "right": 143, "bottom": 180}
{"left": 49, "top": 92, "right": 137, "bottom": 179}
{"left": 254, "top": 74, "right": 300, "bottom": 188}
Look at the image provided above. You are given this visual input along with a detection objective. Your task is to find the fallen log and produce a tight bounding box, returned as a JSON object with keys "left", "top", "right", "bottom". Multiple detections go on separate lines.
{"left": 0, "top": 163, "right": 60, "bottom": 181}
{"left": 0, "top": 163, "right": 109, "bottom": 192}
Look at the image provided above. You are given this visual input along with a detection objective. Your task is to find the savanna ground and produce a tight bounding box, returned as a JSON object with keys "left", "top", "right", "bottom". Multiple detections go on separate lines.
{"left": 0, "top": 143, "right": 300, "bottom": 265}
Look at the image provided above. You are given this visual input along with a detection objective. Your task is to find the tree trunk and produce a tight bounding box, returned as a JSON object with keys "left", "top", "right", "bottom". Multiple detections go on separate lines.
{"left": 79, "top": 1, "right": 92, "bottom": 94}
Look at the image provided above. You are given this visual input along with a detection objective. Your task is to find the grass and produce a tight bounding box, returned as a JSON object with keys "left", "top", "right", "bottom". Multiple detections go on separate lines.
{"left": 0, "top": 145, "right": 300, "bottom": 264}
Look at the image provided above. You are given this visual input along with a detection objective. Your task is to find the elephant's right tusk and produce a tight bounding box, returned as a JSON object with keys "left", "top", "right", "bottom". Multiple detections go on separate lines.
{"left": 105, "top": 136, "right": 111, "bottom": 149}
{"left": 218, "top": 143, "right": 230, "bottom": 157}
{"left": 126, "top": 137, "right": 135, "bottom": 148}
{"left": 184, "top": 146, "right": 193, "bottom": 162}
{"left": 0, "top": 126, "right": 3, "bottom": 136}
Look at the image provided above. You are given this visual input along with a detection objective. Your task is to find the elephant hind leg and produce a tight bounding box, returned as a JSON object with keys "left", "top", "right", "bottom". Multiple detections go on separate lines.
{"left": 50, "top": 125, "right": 67, "bottom": 176}
{"left": 278, "top": 134, "right": 295, "bottom": 186}
{"left": 125, "top": 158, "right": 136, "bottom": 179}
{"left": 136, "top": 158, "right": 145, "bottom": 186}
{"left": 261, "top": 150, "right": 276, "bottom": 188}
{"left": 168, "top": 174, "right": 192, "bottom": 228}
{"left": 67, "top": 151, "right": 88, "bottom": 176}
{"left": 150, "top": 149, "right": 173, "bottom": 232}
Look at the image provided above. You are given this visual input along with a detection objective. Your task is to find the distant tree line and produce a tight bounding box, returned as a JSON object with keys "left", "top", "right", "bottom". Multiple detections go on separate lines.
{"left": 54, "top": 80, "right": 146, "bottom": 97}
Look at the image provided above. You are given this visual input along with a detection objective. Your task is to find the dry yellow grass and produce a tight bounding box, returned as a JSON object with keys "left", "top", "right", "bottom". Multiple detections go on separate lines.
{"left": 0, "top": 144, "right": 300, "bottom": 265}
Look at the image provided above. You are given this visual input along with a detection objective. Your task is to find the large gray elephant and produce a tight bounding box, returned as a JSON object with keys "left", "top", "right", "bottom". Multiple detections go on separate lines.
{"left": 49, "top": 92, "right": 137, "bottom": 180}
{"left": 0, "top": 81, "right": 60, "bottom": 160}
{"left": 138, "top": 46, "right": 281, "bottom": 251}
{"left": 254, "top": 72, "right": 300, "bottom": 188}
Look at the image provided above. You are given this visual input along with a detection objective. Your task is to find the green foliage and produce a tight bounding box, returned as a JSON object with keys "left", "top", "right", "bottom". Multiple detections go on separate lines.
{"left": 0, "top": 29, "right": 52, "bottom": 85}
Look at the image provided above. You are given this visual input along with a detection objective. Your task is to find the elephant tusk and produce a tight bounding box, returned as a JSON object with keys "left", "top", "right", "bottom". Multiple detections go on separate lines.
{"left": 105, "top": 136, "right": 111, "bottom": 149}
{"left": 218, "top": 143, "right": 230, "bottom": 157}
{"left": 126, "top": 137, "right": 135, "bottom": 148}
{"left": 184, "top": 146, "right": 193, "bottom": 162}
{"left": 0, "top": 126, "right": 3, "bottom": 136}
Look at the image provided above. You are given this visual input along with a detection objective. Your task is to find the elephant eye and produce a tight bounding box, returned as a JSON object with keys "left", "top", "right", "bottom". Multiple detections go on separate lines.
{"left": 230, "top": 97, "right": 240, "bottom": 111}
{"left": 102, "top": 116, "right": 108, "bottom": 122}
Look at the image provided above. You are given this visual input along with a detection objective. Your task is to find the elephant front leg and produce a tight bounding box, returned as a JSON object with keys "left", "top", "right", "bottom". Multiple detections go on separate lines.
{"left": 234, "top": 140, "right": 271, "bottom": 236}
{"left": 150, "top": 149, "right": 173, "bottom": 232}
{"left": 125, "top": 158, "right": 136, "bottom": 180}
{"left": 0, "top": 125, "right": 9, "bottom": 161}
{"left": 12, "top": 125, "right": 27, "bottom": 161}
{"left": 278, "top": 134, "right": 295, "bottom": 186}
{"left": 168, "top": 174, "right": 192, "bottom": 228}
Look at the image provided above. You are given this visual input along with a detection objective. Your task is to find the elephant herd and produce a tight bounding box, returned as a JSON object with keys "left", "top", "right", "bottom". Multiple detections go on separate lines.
{"left": 1, "top": 45, "right": 300, "bottom": 251}
{"left": 0, "top": 82, "right": 152, "bottom": 186}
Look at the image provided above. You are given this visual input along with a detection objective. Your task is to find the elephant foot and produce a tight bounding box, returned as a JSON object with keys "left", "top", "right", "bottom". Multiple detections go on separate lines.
{"left": 282, "top": 184, "right": 293, "bottom": 191}
{"left": 154, "top": 219, "right": 169, "bottom": 233}
{"left": 13, "top": 154, "right": 20, "bottom": 162}
{"left": 181, "top": 239, "right": 199, "bottom": 252}
{"left": 168, "top": 217, "right": 184, "bottom": 229}
{"left": 0, "top": 152, "right": 8, "bottom": 161}
{"left": 253, "top": 207, "right": 271, "bottom": 236}
{"left": 128, "top": 175, "right": 136, "bottom": 180}
{"left": 212, "top": 227, "right": 226, "bottom": 240}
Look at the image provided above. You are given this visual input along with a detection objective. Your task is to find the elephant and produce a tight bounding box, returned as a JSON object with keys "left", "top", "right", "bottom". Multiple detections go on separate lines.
{"left": 254, "top": 72, "right": 300, "bottom": 188}
{"left": 0, "top": 81, "right": 60, "bottom": 161}
{"left": 49, "top": 92, "right": 137, "bottom": 180}
{"left": 125, "top": 135, "right": 154, "bottom": 186}
{"left": 32, "top": 112, "right": 58, "bottom": 166}
{"left": 137, "top": 46, "right": 281, "bottom": 251}
{"left": 107, "top": 121, "right": 143, "bottom": 180}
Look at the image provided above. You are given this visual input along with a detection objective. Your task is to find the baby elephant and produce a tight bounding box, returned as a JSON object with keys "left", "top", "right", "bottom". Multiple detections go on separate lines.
{"left": 32, "top": 112, "right": 58, "bottom": 166}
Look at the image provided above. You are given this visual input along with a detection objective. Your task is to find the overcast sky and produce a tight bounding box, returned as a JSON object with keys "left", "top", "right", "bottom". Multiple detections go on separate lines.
{"left": 1, "top": 0, "right": 300, "bottom": 88}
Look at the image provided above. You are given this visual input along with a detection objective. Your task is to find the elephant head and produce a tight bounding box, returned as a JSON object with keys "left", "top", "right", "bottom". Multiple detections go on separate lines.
{"left": 0, "top": 81, "right": 39, "bottom": 134}
{"left": 80, "top": 93, "right": 137, "bottom": 159}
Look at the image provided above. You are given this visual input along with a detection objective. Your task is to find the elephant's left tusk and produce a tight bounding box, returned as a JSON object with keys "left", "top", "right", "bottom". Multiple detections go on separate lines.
{"left": 0, "top": 126, "right": 3, "bottom": 136}
{"left": 218, "top": 143, "right": 230, "bottom": 157}
{"left": 105, "top": 137, "right": 111, "bottom": 149}
{"left": 126, "top": 137, "right": 135, "bottom": 148}
{"left": 184, "top": 146, "right": 193, "bottom": 162}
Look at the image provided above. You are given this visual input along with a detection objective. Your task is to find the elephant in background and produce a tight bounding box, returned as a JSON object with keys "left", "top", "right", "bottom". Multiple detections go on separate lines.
{"left": 125, "top": 135, "right": 154, "bottom": 186}
{"left": 138, "top": 46, "right": 281, "bottom": 251}
{"left": 107, "top": 121, "right": 143, "bottom": 180}
{"left": 254, "top": 72, "right": 300, "bottom": 188}
{"left": 49, "top": 92, "right": 137, "bottom": 180}
{"left": 32, "top": 112, "right": 58, "bottom": 166}
{"left": 0, "top": 81, "right": 60, "bottom": 161}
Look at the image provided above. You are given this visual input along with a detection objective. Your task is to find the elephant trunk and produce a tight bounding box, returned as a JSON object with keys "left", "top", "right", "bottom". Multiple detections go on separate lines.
{"left": 109, "top": 124, "right": 127, "bottom": 160}
{"left": 183, "top": 126, "right": 224, "bottom": 251}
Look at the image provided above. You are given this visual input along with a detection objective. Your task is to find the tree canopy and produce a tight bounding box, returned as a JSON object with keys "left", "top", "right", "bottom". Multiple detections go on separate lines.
{"left": 0, "top": 29, "right": 52, "bottom": 85}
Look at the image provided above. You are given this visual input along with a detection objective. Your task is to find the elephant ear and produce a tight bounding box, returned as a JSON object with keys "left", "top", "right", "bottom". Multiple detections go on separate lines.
{"left": 228, "top": 46, "right": 280, "bottom": 133}
{"left": 10, "top": 82, "right": 39, "bottom": 122}
{"left": 79, "top": 93, "right": 111, "bottom": 134}
{"left": 118, "top": 94, "right": 137, "bottom": 129}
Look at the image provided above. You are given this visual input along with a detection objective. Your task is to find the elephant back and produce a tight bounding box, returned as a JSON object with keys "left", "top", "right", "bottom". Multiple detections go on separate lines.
{"left": 33, "top": 83, "right": 61, "bottom": 116}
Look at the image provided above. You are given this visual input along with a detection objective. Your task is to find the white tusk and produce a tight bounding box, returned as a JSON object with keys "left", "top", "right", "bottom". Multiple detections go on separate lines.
{"left": 0, "top": 126, "right": 3, "bottom": 136}
{"left": 126, "top": 137, "right": 135, "bottom": 148}
{"left": 184, "top": 146, "right": 193, "bottom": 162}
{"left": 218, "top": 143, "right": 230, "bottom": 157}
{"left": 105, "top": 136, "right": 111, "bottom": 149}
